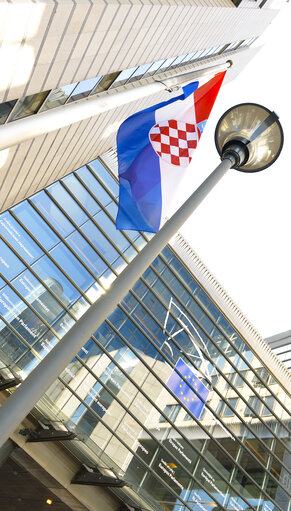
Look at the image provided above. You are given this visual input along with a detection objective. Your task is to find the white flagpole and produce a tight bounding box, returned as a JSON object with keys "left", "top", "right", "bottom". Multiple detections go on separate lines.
{"left": 0, "top": 61, "right": 232, "bottom": 151}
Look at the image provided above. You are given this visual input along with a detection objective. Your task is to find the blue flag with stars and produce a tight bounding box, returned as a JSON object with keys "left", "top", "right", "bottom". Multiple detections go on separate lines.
{"left": 166, "top": 358, "right": 210, "bottom": 419}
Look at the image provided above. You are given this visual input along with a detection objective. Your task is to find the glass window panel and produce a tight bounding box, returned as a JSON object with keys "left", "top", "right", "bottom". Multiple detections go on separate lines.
{"left": 226, "top": 41, "right": 241, "bottom": 51}
{"left": 77, "top": 163, "right": 117, "bottom": 201}
{"left": 31, "top": 191, "right": 74, "bottom": 237}
{"left": 0, "top": 278, "right": 5, "bottom": 289}
{"left": 197, "top": 48, "right": 212, "bottom": 59}
{"left": 262, "top": 395, "right": 275, "bottom": 416}
{"left": 32, "top": 255, "right": 80, "bottom": 306}
{"left": 159, "top": 404, "right": 181, "bottom": 423}
{"left": 62, "top": 174, "right": 101, "bottom": 216}
{"left": 0, "top": 239, "right": 25, "bottom": 280}
{"left": 0, "top": 99, "right": 17, "bottom": 124}
{"left": 68, "top": 77, "right": 101, "bottom": 101}
{"left": 93, "top": 209, "right": 130, "bottom": 253}
{"left": 244, "top": 395, "right": 261, "bottom": 417}
{"left": 66, "top": 230, "right": 107, "bottom": 277}
{"left": 0, "top": 212, "right": 43, "bottom": 263}
{"left": 109, "top": 67, "right": 138, "bottom": 87}
{"left": 12, "top": 269, "right": 64, "bottom": 326}
{"left": 13, "top": 200, "right": 59, "bottom": 250}
{"left": 143, "top": 60, "right": 164, "bottom": 77}
{"left": 48, "top": 182, "right": 88, "bottom": 226}
{"left": 88, "top": 159, "right": 119, "bottom": 196}
{"left": 223, "top": 397, "right": 238, "bottom": 416}
{"left": 0, "top": 285, "right": 48, "bottom": 344}
{"left": 189, "top": 49, "right": 205, "bottom": 60}
{"left": 171, "top": 54, "right": 187, "bottom": 67}
{"left": 40, "top": 83, "right": 77, "bottom": 111}
{"left": 91, "top": 72, "right": 120, "bottom": 94}
{"left": 81, "top": 219, "right": 119, "bottom": 265}
{"left": 0, "top": 319, "right": 30, "bottom": 367}
{"left": 9, "top": 91, "right": 49, "bottom": 120}
{"left": 50, "top": 243, "right": 95, "bottom": 292}
{"left": 127, "top": 63, "right": 153, "bottom": 82}
{"left": 123, "top": 244, "right": 138, "bottom": 262}
{"left": 156, "top": 56, "right": 176, "bottom": 72}
{"left": 180, "top": 52, "right": 198, "bottom": 64}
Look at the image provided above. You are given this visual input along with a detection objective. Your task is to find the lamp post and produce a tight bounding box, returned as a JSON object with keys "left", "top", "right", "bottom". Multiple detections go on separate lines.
{"left": 0, "top": 103, "right": 284, "bottom": 448}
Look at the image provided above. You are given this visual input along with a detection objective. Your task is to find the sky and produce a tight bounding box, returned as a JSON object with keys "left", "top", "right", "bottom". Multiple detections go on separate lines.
{"left": 179, "top": 0, "right": 291, "bottom": 339}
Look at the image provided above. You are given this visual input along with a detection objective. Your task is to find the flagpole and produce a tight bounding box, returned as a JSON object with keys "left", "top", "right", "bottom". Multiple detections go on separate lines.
{"left": 0, "top": 61, "right": 232, "bottom": 151}
{"left": 0, "top": 151, "right": 241, "bottom": 448}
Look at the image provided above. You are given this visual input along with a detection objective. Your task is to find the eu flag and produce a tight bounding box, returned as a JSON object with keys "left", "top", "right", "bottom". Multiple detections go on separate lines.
{"left": 166, "top": 358, "right": 210, "bottom": 419}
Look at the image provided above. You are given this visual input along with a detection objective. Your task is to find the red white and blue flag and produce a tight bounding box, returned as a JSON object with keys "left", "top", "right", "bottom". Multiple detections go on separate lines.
{"left": 116, "top": 71, "right": 226, "bottom": 233}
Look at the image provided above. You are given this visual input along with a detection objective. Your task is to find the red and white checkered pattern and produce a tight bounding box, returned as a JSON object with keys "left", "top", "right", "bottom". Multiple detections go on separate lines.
{"left": 149, "top": 119, "right": 200, "bottom": 167}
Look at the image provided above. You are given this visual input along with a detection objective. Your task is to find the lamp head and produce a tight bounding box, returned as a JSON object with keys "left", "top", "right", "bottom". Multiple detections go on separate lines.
{"left": 215, "top": 103, "right": 284, "bottom": 172}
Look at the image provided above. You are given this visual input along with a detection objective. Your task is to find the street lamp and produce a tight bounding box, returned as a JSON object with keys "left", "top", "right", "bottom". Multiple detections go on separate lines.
{"left": 215, "top": 102, "right": 284, "bottom": 172}
{"left": 0, "top": 103, "right": 284, "bottom": 449}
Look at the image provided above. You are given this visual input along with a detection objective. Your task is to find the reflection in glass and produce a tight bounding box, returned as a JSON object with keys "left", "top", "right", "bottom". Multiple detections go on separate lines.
{"left": 76, "top": 165, "right": 114, "bottom": 205}
{"left": 62, "top": 174, "right": 101, "bottom": 216}
{"left": 40, "top": 83, "right": 77, "bottom": 111}
{"left": 9, "top": 91, "right": 49, "bottom": 120}
{"left": 50, "top": 243, "right": 94, "bottom": 292}
{"left": 68, "top": 77, "right": 101, "bottom": 101}
{"left": 48, "top": 182, "right": 88, "bottom": 226}
{"left": 0, "top": 99, "right": 17, "bottom": 124}
{"left": 88, "top": 159, "right": 119, "bottom": 197}
{"left": 91, "top": 72, "right": 120, "bottom": 94}
{"left": 109, "top": 67, "right": 137, "bottom": 87}
{"left": 0, "top": 212, "right": 43, "bottom": 264}
{"left": 13, "top": 201, "right": 59, "bottom": 250}
{"left": 31, "top": 191, "right": 74, "bottom": 237}
{"left": 127, "top": 63, "right": 153, "bottom": 83}
{"left": 0, "top": 239, "right": 25, "bottom": 280}
{"left": 0, "top": 285, "right": 48, "bottom": 346}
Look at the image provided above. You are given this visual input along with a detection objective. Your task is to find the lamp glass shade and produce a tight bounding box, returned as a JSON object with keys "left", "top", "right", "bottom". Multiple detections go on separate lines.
{"left": 215, "top": 103, "right": 284, "bottom": 172}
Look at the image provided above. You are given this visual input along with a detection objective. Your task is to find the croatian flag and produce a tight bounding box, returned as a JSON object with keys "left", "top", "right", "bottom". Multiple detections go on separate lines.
{"left": 116, "top": 71, "right": 226, "bottom": 233}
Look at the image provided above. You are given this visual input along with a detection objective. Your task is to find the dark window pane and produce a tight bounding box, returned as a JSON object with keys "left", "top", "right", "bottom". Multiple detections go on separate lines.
{"left": 9, "top": 91, "right": 49, "bottom": 120}
{"left": 91, "top": 72, "right": 120, "bottom": 94}
{"left": 0, "top": 99, "right": 17, "bottom": 124}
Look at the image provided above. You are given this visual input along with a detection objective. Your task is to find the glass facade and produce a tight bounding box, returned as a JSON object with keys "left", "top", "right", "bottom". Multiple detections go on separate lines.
{"left": 0, "top": 157, "right": 290, "bottom": 511}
